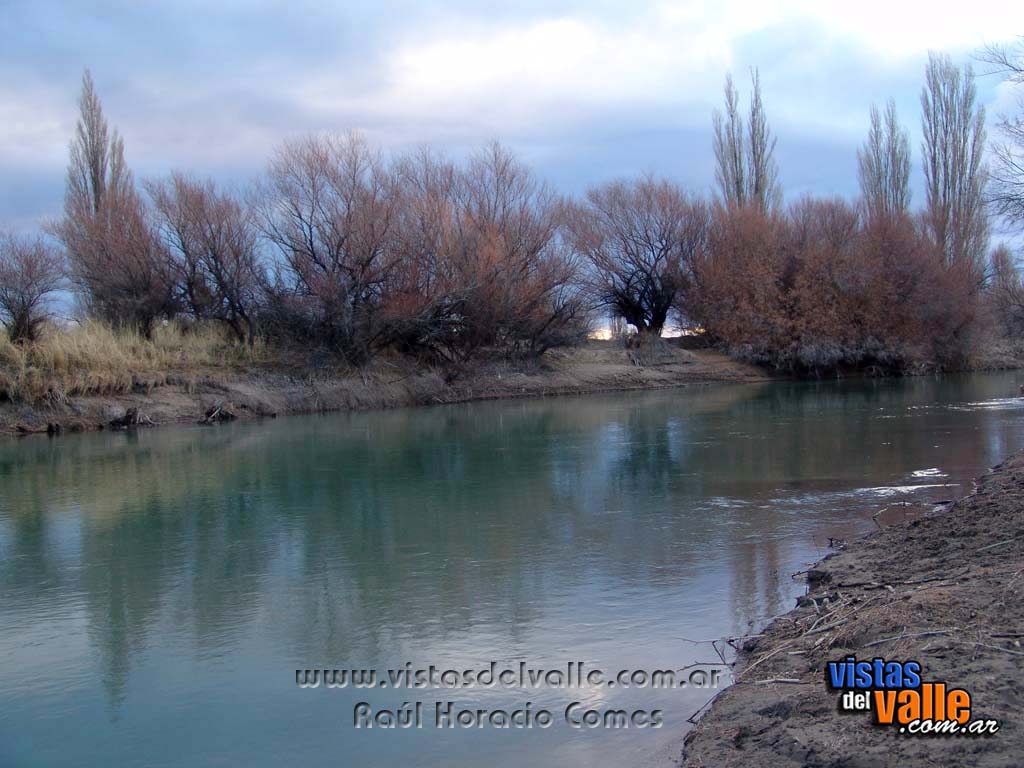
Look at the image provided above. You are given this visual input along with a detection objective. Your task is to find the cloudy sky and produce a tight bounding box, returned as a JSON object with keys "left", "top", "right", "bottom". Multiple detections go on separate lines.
{"left": 2, "top": 1, "right": 1022, "bottom": 232}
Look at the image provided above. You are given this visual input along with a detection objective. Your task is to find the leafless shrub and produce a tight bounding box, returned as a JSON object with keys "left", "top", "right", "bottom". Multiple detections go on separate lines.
{"left": 690, "top": 203, "right": 789, "bottom": 361}
{"left": 388, "top": 144, "right": 587, "bottom": 361}
{"left": 692, "top": 198, "right": 976, "bottom": 373}
{"left": 255, "top": 138, "right": 584, "bottom": 364}
{"left": 0, "top": 233, "right": 65, "bottom": 343}
{"left": 148, "top": 174, "right": 263, "bottom": 343}
{"left": 255, "top": 133, "right": 401, "bottom": 363}
{"left": 452, "top": 143, "right": 587, "bottom": 357}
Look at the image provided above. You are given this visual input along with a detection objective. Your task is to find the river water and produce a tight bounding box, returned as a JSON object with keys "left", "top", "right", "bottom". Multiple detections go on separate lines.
{"left": 2, "top": 372, "right": 1024, "bottom": 767}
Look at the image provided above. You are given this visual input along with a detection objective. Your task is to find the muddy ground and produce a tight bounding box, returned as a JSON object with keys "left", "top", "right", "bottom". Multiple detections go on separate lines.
{"left": 0, "top": 342, "right": 770, "bottom": 436}
{"left": 678, "top": 452, "right": 1024, "bottom": 767}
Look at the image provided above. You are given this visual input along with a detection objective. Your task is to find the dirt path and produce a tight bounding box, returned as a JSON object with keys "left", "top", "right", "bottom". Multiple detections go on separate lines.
{"left": 677, "top": 452, "right": 1024, "bottom": 767}
{"left": 0, "top": 343, "right": 772, "bottom": 436}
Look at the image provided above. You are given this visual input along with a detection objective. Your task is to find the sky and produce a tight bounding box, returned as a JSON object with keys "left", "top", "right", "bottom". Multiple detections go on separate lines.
{"left": 2, "top": 1, "right": 1023, "bottom": 233}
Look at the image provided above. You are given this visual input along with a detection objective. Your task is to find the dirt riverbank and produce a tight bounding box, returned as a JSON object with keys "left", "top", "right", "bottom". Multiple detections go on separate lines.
{"left": 0, "top": 342, "right": 771, "bottom": 436}
{"left": 678, "top": 452, "right": 1024, "bottom": 767}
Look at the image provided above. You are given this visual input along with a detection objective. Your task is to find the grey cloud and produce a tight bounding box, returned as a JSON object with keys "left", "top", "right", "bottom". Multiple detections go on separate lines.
{"left": 0, "top": 1, "right": 1016, "bottom": 230}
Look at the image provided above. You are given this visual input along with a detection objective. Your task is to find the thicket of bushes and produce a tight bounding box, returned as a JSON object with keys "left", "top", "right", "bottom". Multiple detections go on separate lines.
{"left": 2, "top": 49, "right": 1023, "bottom": 384}
{"left": 691, "top": 201, "right": 983, "bottom": 372}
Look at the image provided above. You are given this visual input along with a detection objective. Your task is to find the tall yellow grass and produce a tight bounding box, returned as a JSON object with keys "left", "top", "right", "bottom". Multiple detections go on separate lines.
{"left": 0, "top": 320, "right": 266, "bottom": 404}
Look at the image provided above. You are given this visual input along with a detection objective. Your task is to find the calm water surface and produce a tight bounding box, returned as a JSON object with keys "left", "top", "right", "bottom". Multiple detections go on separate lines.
{"left": 2, "top": 373, "right": 1024, "bottom": 767}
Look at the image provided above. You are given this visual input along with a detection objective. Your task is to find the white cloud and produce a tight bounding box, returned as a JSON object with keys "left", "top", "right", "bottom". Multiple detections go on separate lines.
{"left": 289, "top": 1, "right": 1024, "bottom": 138}
{"left": 794, "top": 0, "right": 1024, "bottom": 61}
{"left": 297, "top": 7, "right": 737, "bottom": 130}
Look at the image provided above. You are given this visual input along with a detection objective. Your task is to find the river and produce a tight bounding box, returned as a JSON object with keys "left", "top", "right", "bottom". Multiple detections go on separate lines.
{"left": 2, "top": 372, "right": 1023, "bottom": 767}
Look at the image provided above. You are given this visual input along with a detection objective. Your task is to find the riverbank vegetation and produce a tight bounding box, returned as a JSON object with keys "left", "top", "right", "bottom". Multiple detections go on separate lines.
{"left": 3, "top": 45, "right": 1024, "bottom": 406}
{"left": 0, "top": 320, "right": 264, "bottom": 404}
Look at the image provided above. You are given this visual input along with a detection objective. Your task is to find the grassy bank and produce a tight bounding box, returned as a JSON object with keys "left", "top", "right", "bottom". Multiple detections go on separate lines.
{"left": 0, "top": 321, "right": 266, "bottom": 405}
{"left": 0, "top": 323, "right": 773, "bottom": 435}
{"left": 678, "top": 452, "right": 1024, "bottom": 767}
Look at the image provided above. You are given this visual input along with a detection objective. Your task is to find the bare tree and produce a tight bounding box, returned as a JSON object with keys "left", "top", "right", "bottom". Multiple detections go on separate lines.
{"left": 712, "top": 70, "right": 780, "bottom": 211}
{"left": 148, "top": 174, "right": 263, "bottom": 343}
{"left": 51, "top": 70, "right": 176, "bottom": 334}
{"left": 256, "top": 132, "right": 402, "bottom": 362}
{"left": 980, "top": 39, "right": 1024, "bottom": 230}
{"left": 988, "top": 243, "right": 1024, "bottom": 335}
{"left": 568, "top": 176, "right": 708, "bottom": 335}
{"left": 0, "top": 234, "right": 65, "bottom": 343}
{"left": 858, "top": 99, "right": 911, "bottom": 221}
{"left": 389, "top": 144, "right": 585, "bottom": 360}
{"left": 920, "top": 52, "right": 989, "bottom": 277}
{"left": 69, "top": 70, "right": 109, "bottom": 217}
{"left": 256, "top": 136, "right": 583, "bottom": 362}
{"left": 747, "top": 69, "right": 781, "bottom": 212}
{"left": 455, "top": 143, "right": 585, "bottom": 356}
{"left": 713, "top": 75, "right": 746, "bottom": 208}
{"left": 385, "top": 148, "right": 465, "bottom": 354}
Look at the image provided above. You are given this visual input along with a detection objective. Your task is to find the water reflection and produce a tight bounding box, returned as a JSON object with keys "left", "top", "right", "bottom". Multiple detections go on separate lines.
{"left": 1, "top": 373, "right": 1023, "bottom": 767}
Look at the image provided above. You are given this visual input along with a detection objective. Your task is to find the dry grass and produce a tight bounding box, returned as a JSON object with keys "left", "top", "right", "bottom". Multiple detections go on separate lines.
{"left": 0, "top": 320, "right": 267, "bottom": 404}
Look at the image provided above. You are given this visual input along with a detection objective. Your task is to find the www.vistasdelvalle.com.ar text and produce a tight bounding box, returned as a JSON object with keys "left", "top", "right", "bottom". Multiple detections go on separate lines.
{"left": 295, "top": 661, "right": 725, "bottom": 692}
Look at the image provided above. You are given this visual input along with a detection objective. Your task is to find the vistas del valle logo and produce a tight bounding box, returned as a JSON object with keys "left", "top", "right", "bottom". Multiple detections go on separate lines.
{"left": 827, "top": 656, "right": 1000, "bottom": 736}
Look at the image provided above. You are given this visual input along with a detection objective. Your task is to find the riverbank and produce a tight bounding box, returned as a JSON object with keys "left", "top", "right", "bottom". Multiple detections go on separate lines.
{"left": 678, "top": 451, "right": 1024, "bottom": 767}
{"left": 0, "top": 340, "right": 771, "bottom": 435}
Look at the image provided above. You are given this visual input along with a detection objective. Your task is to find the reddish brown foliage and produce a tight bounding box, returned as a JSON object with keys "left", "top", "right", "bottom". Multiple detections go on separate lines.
{"left": 53, "top": 180, "right": 177, "bottom": 336}
{"left": 692, "top": 203, "right": 789, "bottom": 357}
{"left": 258, "top": 139, "right": 585, "bottom": 364}
{"left": 403, "top": 144, "right": 585, "bottom": 360}
{"left": 148, "top": 174, "right": 263, "bottom": 343}
{"left": 256, "top": 133, "right": 403, "bottom": 362}
{"left": 52, "top": 71, "right": 177, "bottom": 335}
{"left": 39, "top": 67, "right": 999, "bottom": 374}
{"left": 691, "top": 200, "right": 978, "bottom": 372}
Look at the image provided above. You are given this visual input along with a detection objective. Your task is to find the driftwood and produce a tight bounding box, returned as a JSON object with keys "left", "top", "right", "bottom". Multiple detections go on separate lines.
{"left": 109, "top": 408, "right": 155, "bottom": 430}
{"left": 199, "top": 402, "right": 237, "bottom": 425}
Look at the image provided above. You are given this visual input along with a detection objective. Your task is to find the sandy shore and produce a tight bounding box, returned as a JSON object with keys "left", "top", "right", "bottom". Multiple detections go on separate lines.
{"left": 677, "top": 452, "right": 1024, "bottom": 767}
{"left": 0, "top": 342, "right": 770, "bottom": 436}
